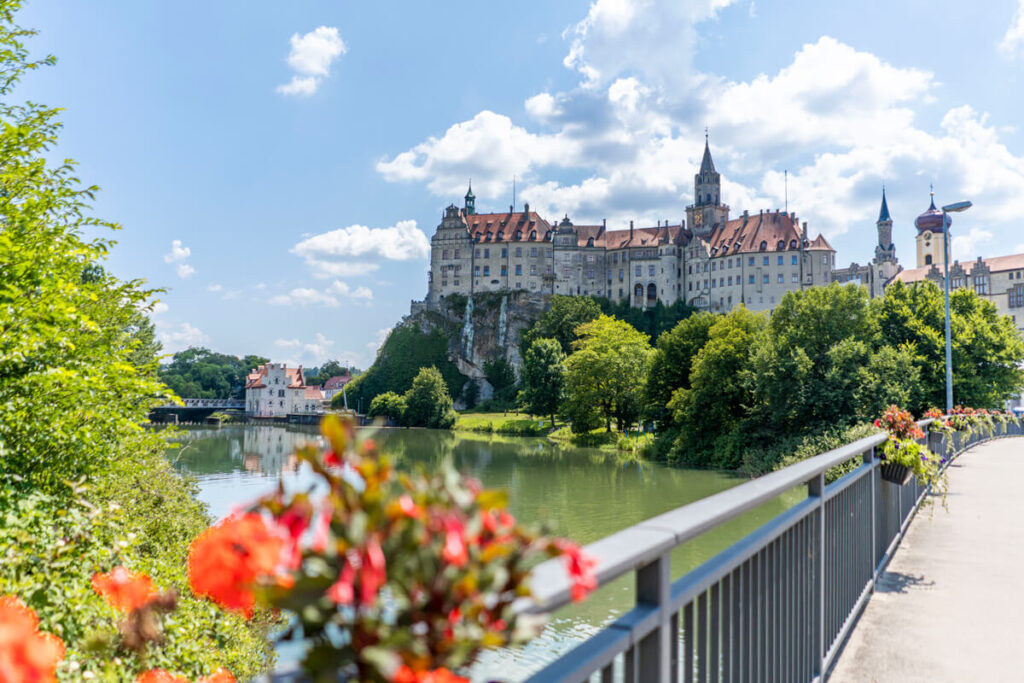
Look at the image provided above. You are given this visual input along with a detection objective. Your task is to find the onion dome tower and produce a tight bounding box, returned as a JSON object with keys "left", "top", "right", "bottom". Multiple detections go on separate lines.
{"left": 914, "top": 186, "right": 947, "bottom": 268}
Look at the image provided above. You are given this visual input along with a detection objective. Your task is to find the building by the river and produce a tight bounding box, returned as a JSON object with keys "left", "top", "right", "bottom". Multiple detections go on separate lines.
{"left": 424, "top": 136, "right": 836, "bottom": 314}
{"left": 244, "top": 363, "right": 325, "bottom": 418}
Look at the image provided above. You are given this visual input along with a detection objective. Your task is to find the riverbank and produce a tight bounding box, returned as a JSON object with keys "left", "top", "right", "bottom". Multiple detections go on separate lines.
{"left": 454, "top": 411, "right": 551, "bottom": 436}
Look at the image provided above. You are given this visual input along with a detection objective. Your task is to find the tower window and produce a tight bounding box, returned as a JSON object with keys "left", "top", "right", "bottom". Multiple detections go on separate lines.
{"left": 925, "top": 254, "right": 933, "bottom": 265}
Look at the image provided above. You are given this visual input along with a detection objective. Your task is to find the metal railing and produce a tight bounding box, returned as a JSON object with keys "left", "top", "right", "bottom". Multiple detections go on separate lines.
{"left": 520, "top": 419, "right": 1024, "bottom": 682}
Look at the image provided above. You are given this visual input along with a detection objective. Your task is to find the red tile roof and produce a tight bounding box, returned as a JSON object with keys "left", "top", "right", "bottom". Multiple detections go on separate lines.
{"left": 323, "top": 375, "right": 351, "bottom": 390}
{"left": 304, "top": 387, "right": 325, "bottom": 400}
{"left": 465, "top": 211, "right": 554, "bottom": 243}
{"left": 244, "top": 364, "right": 306, "bottom": 389}
{"left": 701, "top": 211, "right": 832, "bottom": 256}
{"left": 570, "top": 224, "right": 686, "bottom": 249}
{"left": 895, "top": 253, "right": 1024, "bottom": 283}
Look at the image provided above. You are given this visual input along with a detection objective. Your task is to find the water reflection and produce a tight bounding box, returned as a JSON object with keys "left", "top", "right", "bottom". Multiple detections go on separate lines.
{"left": 165, "top": 425, "right": 803, "bottom": 681}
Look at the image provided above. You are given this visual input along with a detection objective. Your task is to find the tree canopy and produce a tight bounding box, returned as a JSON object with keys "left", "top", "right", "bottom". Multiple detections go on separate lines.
{"left": 562, "top": 315, "right": 652, "bottom": 433}
{"left": 159, "top": 348, "right": 269, "bottom": 399}
{"left": 519, "top": 338, "right": 567, "bottom": 425}
{"left": 519, "top": 295, "right": 602, "bottom": 356}
{"left": 403, "top": 366, "right": 457, "bottom": 429}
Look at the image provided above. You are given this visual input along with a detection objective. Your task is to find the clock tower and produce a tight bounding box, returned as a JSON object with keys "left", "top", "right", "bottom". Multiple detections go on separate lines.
{"left": 686, "top": 133, "right": 729, "bottom": 237}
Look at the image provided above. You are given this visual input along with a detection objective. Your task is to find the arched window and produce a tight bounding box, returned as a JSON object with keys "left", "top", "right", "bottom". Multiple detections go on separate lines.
{"left": 647, "top": 283, "right": 657, "bottom": 302}
{"left": 706, "top": 193, "right": 712, "bottom": 202}
{"left": 529, "top": 230, "right": 537, "bottom": 241}
{"left": 925, "top": 254, "right": 933, "bottom": 265}
{"left": 634, "top": 283, "right": 644, "bottom": 299}
{"left": 587, "top": 237, "right": 595, "bottom": 247}
{"left": 759, "top": 241, "right": 768, "bottom": 251}
{"left": 789, "top": 240, "right": 797, "bottom": 249}
{"left": 777, "top": 240, "right": 785, "bottom": 250}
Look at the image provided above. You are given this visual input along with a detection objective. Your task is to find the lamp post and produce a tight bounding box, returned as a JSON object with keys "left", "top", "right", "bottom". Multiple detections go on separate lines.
{"left": 940, "top": 200, "right": 972, "bottom": 412}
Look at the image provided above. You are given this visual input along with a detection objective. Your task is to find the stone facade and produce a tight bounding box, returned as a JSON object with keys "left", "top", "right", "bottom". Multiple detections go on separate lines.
{"left": 424, "top": 139, "right": 836, "bottom": 314}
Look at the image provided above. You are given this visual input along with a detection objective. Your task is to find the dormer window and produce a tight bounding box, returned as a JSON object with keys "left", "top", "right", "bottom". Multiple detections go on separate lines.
{"left": 777, "top": 240, "right": 785, "bottom": 250}
{"left": 759, "top": 241, "right": 768, "bottom": 251}
{"left": 789, "top": 240, "right": 797, "bottom": 249}
{"left": 497, "top": 231, "right": 504, "bottom": 241}
{"left": 529, "top": 230, "right": 537, "bottom": 241}
{"left": 515, "top": 230, "right": 523, "bottom": 240}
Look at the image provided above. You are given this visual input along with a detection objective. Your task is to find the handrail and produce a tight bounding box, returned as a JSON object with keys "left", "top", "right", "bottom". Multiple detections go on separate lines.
{"left": 518, "top": 417, "right": 1021, "bottom": 682}
{"left": 521, "top": 430, "right": 892, "bottom": 614}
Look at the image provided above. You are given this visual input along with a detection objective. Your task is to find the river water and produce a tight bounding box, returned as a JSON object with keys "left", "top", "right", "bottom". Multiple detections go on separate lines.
{"left": 167, "top": 424, "right": 803, "bottom": 681}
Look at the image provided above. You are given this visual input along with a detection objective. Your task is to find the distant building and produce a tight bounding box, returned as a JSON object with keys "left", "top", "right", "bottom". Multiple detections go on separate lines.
{"left": 891, "top": 190, "right": 1024, "bottom": 335}
{"left": 321, "top": 374, "right": 351, "bottom": 402}
{"left": 423, "top": 136, "right": 836, "bottom": 314}
{"left": 245, "top": 363, "right": 324, "bottom": 417}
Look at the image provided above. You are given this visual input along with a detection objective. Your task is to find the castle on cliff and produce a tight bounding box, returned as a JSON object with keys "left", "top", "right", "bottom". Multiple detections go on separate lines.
{"left": 425, "top": 137, "right": 838, "bottom": 314}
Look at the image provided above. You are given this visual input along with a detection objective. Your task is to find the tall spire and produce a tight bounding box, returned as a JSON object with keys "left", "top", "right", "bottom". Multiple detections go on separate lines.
{"left": 700, "top": 130, "right": 716, "bottom": 174}
{"left": 928, "top": 183, "right": 936, "bottom": 210}
{"left": 878, "top": 186, "right": 891, "bottom": 222}
{"left": 464, "top": 179, "right": 476, "bottom": 215}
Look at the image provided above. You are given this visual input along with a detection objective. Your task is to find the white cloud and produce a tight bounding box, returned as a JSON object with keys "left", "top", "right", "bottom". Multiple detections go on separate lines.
{"left": 952, "top": 227, "right": 995, "bottom": 262}
{"left": 163, "top": 240, "right": 195, "bottom": 279}
{"left": 291, "top": 220, "right": 429, "bottom": 279}
{"left": 268, "top": 280, "right": 372, "bottom": 307}
{"left": 222, "top": 289, "right": 241, "bottom": 300}
{"left": 207, "top": 284, "right": 222, "bottom": 292}
{"left": 376, "top": 1, "right": 1024, "bottom": 247}
{"left": 150, "top": 301, "right": 169, "bottom": 315}
{"left": 274, "top": 333, "right": 342, "bottom": 366}
{"left": 158, "top": 322, "right": 209, "bottom": 353}
{"left": 277, "top": 26, "right": 346, "bottom": 96}
{"left": 1001, "top": 0, "right": 1024, "bottom": 60}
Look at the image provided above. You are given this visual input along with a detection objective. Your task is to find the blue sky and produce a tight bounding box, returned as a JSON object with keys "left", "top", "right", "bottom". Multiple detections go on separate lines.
{"left": 16, "top": 0, "right": 1024, "bottom": 368}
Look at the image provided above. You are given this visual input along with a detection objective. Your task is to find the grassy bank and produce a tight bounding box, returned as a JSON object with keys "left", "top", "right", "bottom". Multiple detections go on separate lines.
{"left": 455, "top": 411, "right": 552, "bottom": 436}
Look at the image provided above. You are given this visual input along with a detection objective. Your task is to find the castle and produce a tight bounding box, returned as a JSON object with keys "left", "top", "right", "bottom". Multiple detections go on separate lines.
{"left": 426, "top": 138, "right": 836, "bottom": 314}
{"left": 423, "top": 137, "right": 1024, "bottom": 332}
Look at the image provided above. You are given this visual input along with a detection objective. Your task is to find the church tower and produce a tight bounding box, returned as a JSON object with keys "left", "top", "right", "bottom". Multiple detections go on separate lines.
{"left": 686, "top": 133, "right": 729, "bottom": 236}
{"left": 464, "top": 181, "right": 476, "bottom": 216}
{"left": 914, "top": 188, "right": 946, "bottom": 269}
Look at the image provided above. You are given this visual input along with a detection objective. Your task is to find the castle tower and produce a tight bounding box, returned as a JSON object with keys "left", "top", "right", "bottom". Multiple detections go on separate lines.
{"left": 914, "top": 188, "right": 946, "bottom": 269}
{"left": 871, "top": 188, "right": 901, "bottom": 296}
{"left": 686, "top": 133, "right": 729, "bottom": 236}
{"left": 464, "top": 181, "right": 476, "bottom": 216}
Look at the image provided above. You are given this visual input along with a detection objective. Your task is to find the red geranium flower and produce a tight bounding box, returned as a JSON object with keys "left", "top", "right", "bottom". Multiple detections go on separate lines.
{"left": 0, "top": 596, "right": 65, "bottom": 683}
{"left": 441, "top": 516, "right": 468, "bottom": 567}
{"left": 92, "top": 566, "right": 159, "bottom": 612}
{"left": 553, "top": 540, "right": 598, "bottom": 602}
{"left": 198, "top": 667, "right": 237, "bottom": 683}
{"left": 188, "top": 513, "right": 284, "bottom": 617}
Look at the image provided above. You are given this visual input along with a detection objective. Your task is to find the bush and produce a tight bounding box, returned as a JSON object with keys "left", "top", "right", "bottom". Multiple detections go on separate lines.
{"left": 368, "top": 391, "right": 407, "bottom": 424}
{"left": 403, "top": 367, "right": 457, "bottom": 429}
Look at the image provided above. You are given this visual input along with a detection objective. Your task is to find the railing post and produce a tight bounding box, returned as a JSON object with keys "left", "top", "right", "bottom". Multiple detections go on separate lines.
{"left": 864, "top": 446, "right": 877, "bottom": 585}
{"left": 808, "top": 473, "right": 825, "bottom": 677}
{"left": 636, "top": 552, "right": 674, "bottom": 682}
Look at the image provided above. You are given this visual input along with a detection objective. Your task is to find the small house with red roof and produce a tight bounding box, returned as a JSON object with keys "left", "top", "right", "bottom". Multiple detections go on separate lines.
{"left": 245, "top": 363, "right": 324, "bottom": 418}
{"left": 321, "top": 373, "right": 352, "bottom": 402}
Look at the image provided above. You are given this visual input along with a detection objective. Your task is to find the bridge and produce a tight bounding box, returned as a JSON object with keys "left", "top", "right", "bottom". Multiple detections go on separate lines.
{"left": 518, "top": 420, "right": 1022, "bottom": 682}
{"left": 149, "top": 398, "right": 245, "bottom": 423}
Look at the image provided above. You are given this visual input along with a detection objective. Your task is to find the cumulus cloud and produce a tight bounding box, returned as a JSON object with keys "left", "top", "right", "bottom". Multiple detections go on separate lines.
{"left": 150, "top": 301, "right": 169, "bottom": 315}
{"left": 291, "top": 220, "right": 429, "bottom": 279}
{"left": 268, "top": 280, "right": 372, "bottom": 307}
{"left": 376, "top": 0, "right": 1024, "bottom": 248}
{"left": 952, "top": 226, "right": 995, "bottom": 261}
{"left": 207, "top": 284, "right": 222, "bottom": 292}
{"left": 274, "top": 333, "right": 336, "bottom": 366}
{"left": 163, "top": 240, "right": 195, "bottom": 279}
{"left": 1001, "top": 0, "right": 1024, "bottom": 60}
{"left": 277, "top": 26, "right": 346, "bottom": 96}
{"left": 158, "top": 322, "right": 208, "bottom": 353}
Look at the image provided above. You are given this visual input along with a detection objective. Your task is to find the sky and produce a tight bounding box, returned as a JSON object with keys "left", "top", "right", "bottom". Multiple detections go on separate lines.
{"left": 15, "top": 0, "right": 1024, "bottom": 369}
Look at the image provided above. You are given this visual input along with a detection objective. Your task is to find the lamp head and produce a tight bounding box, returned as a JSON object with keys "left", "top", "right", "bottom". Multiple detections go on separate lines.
{"left": 941, "top": 200, "right": 972, "bottom": 213}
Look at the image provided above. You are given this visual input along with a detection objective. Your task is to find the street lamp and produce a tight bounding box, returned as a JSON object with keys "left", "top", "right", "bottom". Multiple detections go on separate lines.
{"left": 941, "top": 199, "right": 972, "bottom": 413}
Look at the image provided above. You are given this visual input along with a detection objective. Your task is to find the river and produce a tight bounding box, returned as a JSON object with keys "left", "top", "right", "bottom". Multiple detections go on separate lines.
{"left": 167, "top": 424, "right": 803, "bottom": 681}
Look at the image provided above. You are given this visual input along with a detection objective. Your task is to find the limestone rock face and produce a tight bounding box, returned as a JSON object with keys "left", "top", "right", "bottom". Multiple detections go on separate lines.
{"left": 406, "top": 291, "right": 548, "bottom": 401}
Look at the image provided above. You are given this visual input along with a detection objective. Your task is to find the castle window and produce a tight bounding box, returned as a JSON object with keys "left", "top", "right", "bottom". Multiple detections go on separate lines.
{"left": 515, "top": 247, "right": 522, "bottom": 257}
{"left": 649, "top": 265, "right": 655, "bottom": 277}
{"left": 515, "top": 230, "right": 523, "bottom": 240}
{"left": 442, "top": 249, "right": 449, "bottom": 259}
{"left": 763, "top": 274, "right": 769, "bottom": 284}
{"left": 498, "top": 232, "right": 504, "bottom": 241}
{"left": 501, "top": 265, "right": 507, "bottom": 276}
{"left": 728, "top": 276, "right": 733, "bottom": 286}
{"left": 475, "top": 249, "right": 480, "bottom": 258}
{"left": 635, "top": 265, "right": 642, "bottom": 277}
{"left": 777, "top": 255, "right": 784, "bottom": 266}
{"left": 529, "top": 230, "right": 537, "bottom": 240}
{"left": 454, "top": 250, "right": 460, "bottom": 259}
{"left": 792, "top": 273, "right": 799, "bottom": 283}
{"left": 952, "top": 276, "right": 964, "bottom": 289}
{"left": 759, "top": 241, "right": 767, "bottom": 251}
{"left": 792, "top": 255, "right": 798, "bottom": 265}
{"left": 485, "top": 233, "right": 492, "bottom": 242}
{"left": 777, "top": 273, "right": 784, "bottom": 283}
{"left": 763, "top": 256, "right": 769, "bottom": 266}
{"left": 501, "top": 248, "right": 507, "bottom": 258}
{"left": 515, "top": 265, "right": 522, "bottom": 276}
{"left": 777, "top": 240, "right": 785, "bottom": 250}
{"left": 974, "top": 275, "right": 990, "bottom": 295}
{"left": 1009, "top": 287, "right": 1024, "bottom": 308}
{"left": 712, "top": 261, "right": 716, "bottom": 272}
{"left": 706, "top": 193, "right": 711, "bottom": 202}
{"left": 790, "top": 240, "right": 797, "bottom": 249}
{"left": 925, "top": 254, "right": 932, "bottom": 265}
{"left": 531, "top": 265, "right": 537, "bottom": 275}
{"left": 484, "top": 248, "right": 490, "bottom": 258}
{"left": 748, "top": 257, "right": 754, "bottom": 267}
{"left": 530, "top": 247, "right": 538, "bottom": 257}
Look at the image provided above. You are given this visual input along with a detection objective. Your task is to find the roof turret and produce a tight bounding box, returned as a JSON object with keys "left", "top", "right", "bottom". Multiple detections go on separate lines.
{"left": 878, "top": 187, "right": 891, "bottom": 223}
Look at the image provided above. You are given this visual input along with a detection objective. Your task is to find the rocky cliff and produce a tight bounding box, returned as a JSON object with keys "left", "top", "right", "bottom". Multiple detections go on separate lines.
{"left": 405, "top": 291, "right": 548, "bottom": 400}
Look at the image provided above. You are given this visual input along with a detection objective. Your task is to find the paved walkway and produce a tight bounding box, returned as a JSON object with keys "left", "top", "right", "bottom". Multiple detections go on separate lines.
{"left": 830, "top": 437, "right": 1024, "bottom": 682}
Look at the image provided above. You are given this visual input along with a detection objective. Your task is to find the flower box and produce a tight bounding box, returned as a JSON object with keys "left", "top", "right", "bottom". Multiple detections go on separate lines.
{"left": 880, "top": 462, "right": 914, "bottom": 486}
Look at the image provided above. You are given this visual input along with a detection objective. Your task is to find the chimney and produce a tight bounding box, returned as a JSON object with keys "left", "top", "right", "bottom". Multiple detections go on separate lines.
{"left": 630, "top": 220, "right": 634, "bottom": 239}
{"left": 509, "top": 205, "right": 514, "bottom": 214}
{"left": 524, "top": 202, "right": 530, "bottom": 214}
{"left": 602, "top": 218, "right": 607, "bottom": 228}
{"left": 657, "top": 220, "right": 661, "bottom": 227}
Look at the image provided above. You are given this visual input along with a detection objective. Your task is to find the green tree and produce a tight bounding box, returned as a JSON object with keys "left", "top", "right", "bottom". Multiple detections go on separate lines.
{"left": 645, "top": 311, "right": 717, "bottom": 424}
{"left": 520, "top": 295, "right": 602, "bottom": 356}
{"left": 368, "top": 391, "right": 407, "bottom": 424}
{"left": 670, "top": 307, "right": 766, "bottom": 467}
{"left": 462, "top": 378, "right": 480, "bottom": 409}
{"left": 563, "top": 315, "right": 652, "bottom": 432}
{"left": 403, "top": 366, "right": 457, "bottom": 429}
{"left": 874, "top": 280, "right": 1024, "bottom": 409}
{"left": 345, "top": 326, "right": 465, "bottom": 410}
{"left": 483, "top": 356, "right": 517, "bottom": 404}
{"left": 159, "top": 347, "right": 268, "bottom": 399}
{"left": 519, "top": 338, "right": 567, "bottom": 425}
{"left": 594, "top": 298, "right": 696, "bottom": 342}
{"left": 0, "top": 4, "right": 272, "bottom": 677}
